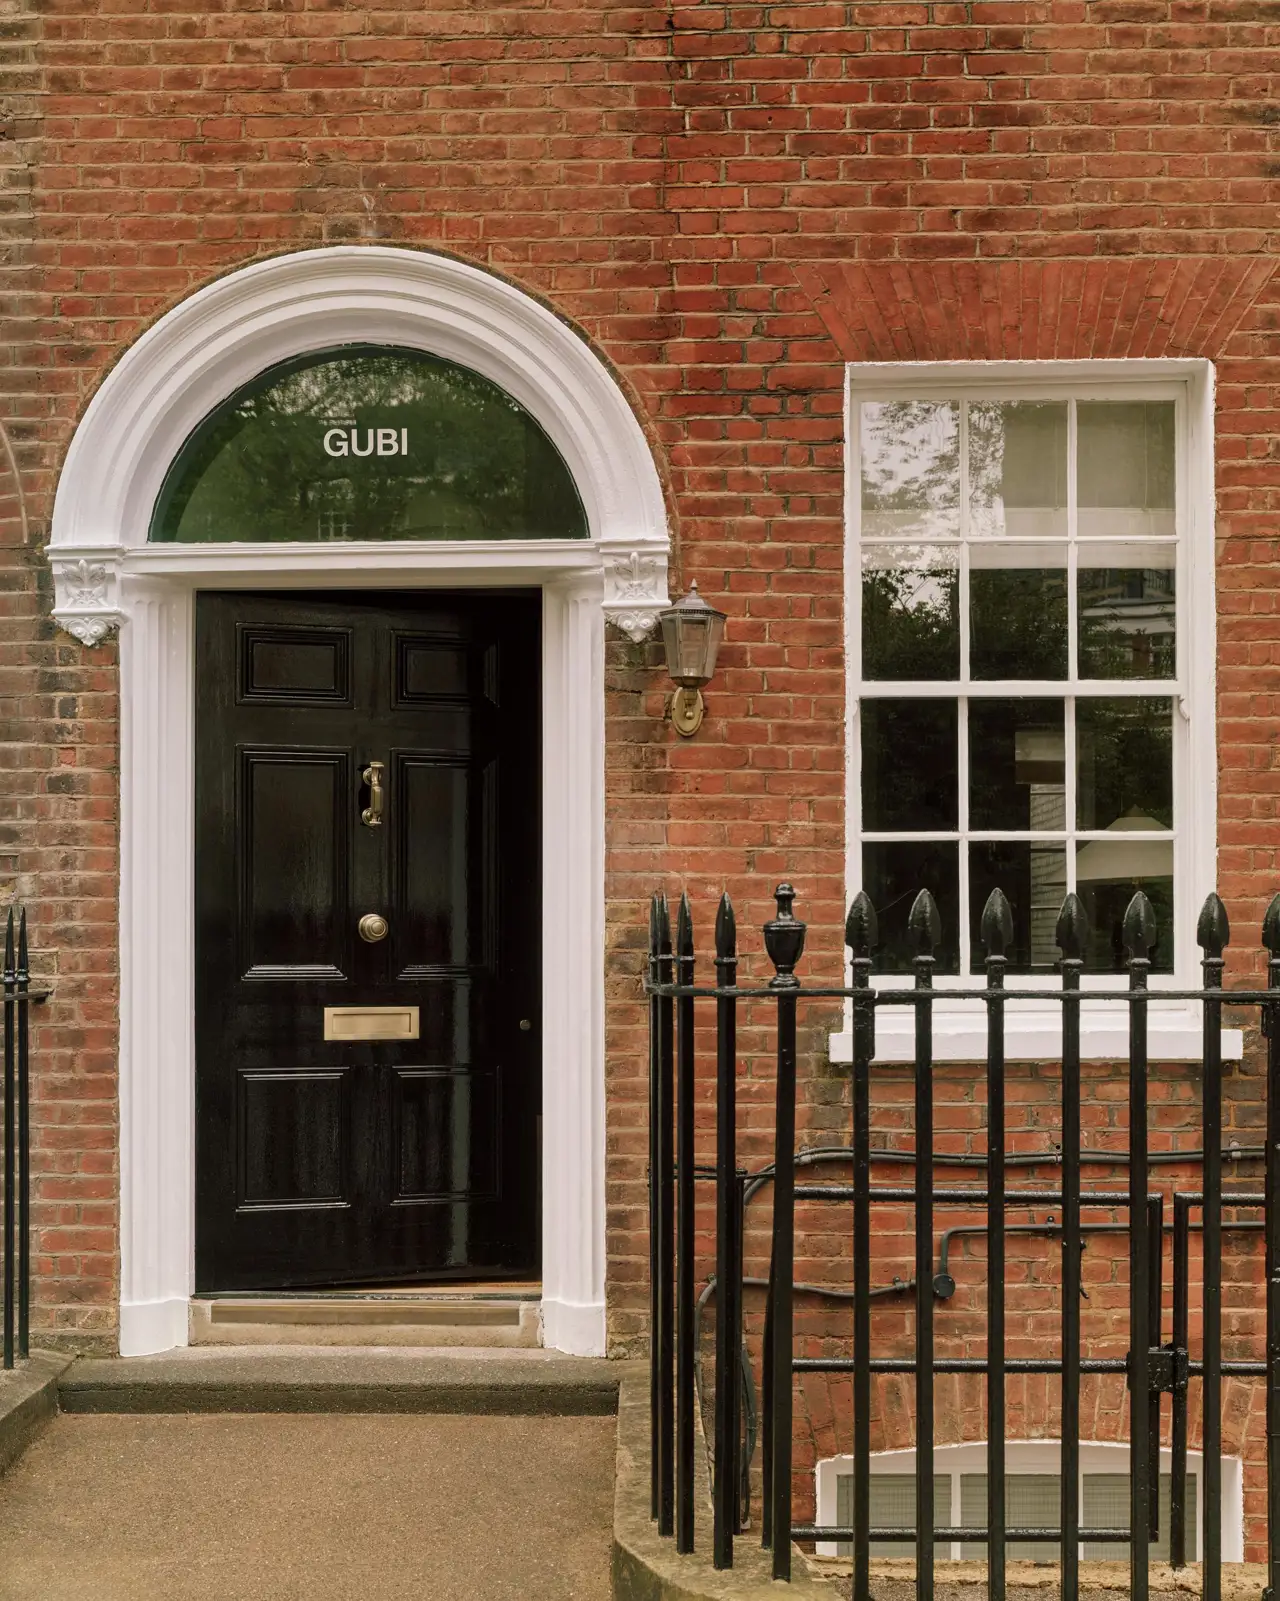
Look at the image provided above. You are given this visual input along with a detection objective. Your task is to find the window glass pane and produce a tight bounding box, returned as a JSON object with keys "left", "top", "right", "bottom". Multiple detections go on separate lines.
{"left": 1078, "top": 552, "right": 1176, "bottom": 680}
{"left": 969, "top": 699, "right": 1065, "bottom": 831}
{"left": 970, "top": 545, "right": 1068, "bottom": 680}
{"left": 837, "top": 1473, "right": 951, "bottom": 1560}
{"left": 969, "top": 401, "right": 1068, "bottom": 540}
{"left": 1077, "top": 401, "right": 1176, "bottom": 539}
{"left": 1076, "top": 853, "right": 1174, "bottom": 974}
{"left": 862, "top": 547, "right": 960, "bottom": 681}
{"left": 862, "top": 700, "right": 958, "bottom": 831}
{"left": 1076, "top": 698, "right": 1173, "bottom": 831}
{"left": 960, "top": 1473, "right": 1060, "bottom": 1561}
{"left": 863, "top": 842, "right": 960, "bottom": 973}
{"left": 860, "top": 401, "right": 960, "bottom": 541}
{"left": 151, "top": 346, "right": 588, "bottom": 543}
{"left": 970, "top": 843, "right": 1067, "bottom": 973}
{"left": 1082, "top": 1473, "right": 1196, "bottom": 1562}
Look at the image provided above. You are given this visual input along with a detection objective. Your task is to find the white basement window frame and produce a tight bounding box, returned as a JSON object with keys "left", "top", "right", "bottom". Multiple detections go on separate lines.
{"left": 814, "top": 1440, "right": 1245, "bottom": 1564}
{"left": 828, "top": 359, "right": 1240, "bottom": 1066}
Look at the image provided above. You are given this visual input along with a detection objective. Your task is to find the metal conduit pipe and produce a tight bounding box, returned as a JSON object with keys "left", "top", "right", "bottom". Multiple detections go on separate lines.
{"left": 934, "top": 1217, "right": 1266, "bottom": 1301}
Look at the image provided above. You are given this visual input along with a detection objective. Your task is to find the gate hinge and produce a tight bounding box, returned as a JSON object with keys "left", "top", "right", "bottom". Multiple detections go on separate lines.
{"left": 1127, "top": 1344, "right": 1189, "bottom": 1397}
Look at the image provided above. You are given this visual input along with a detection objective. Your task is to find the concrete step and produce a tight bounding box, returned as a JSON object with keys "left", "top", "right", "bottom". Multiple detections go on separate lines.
{"left": 189, "top": 1289, "right": 541, "bottom": 1348}
{"left": 58, "top": 1346, "right": 630, "bottom": 1417}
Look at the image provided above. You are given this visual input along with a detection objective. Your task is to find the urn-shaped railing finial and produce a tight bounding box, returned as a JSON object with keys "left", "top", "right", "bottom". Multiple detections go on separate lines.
{"left": 764, "top": 883, "right": 806, "bottom": 990}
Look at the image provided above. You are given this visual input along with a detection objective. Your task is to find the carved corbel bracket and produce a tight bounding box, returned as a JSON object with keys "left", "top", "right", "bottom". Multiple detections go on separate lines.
{"left": 601, "top": 546, "right": 670, "bottom": 643}
{"left": 50, "top": 550, "right": 124, "bottom": 646}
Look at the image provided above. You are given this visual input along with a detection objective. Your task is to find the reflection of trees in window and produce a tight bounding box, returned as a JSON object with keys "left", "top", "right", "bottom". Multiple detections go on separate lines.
{"left": 861, "top": 560, "right": 959, "bottom": 679}
{"left": 151, "top": 347, "right": 588, "bottom": 542}
{"left": 968, "top": 401, "right": 1068, "bottom": 537}
{"left": 860, "top": 401, "right": 959, "bottom": 536}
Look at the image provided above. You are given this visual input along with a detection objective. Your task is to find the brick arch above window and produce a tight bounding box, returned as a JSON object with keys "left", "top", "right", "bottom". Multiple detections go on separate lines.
{"left": 793, "top": 258, "right": 1280, "bottom": 365}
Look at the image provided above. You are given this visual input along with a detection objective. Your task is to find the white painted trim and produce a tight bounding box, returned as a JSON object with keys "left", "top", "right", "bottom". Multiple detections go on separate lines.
{"left": 120, "top": 1297, "right": 189, "bottom": 1360}
{"left": 816, "top": 1439, "right": 1245, "bottom": 1563}
{"left": 840, "top": 359, "right": 1219, "bottom": 1062}
{"left": 48, "top": 248, "right": 665, "bottom": 1357}
{"left": 48, "top": 245, "right": 670, "bottom": 643}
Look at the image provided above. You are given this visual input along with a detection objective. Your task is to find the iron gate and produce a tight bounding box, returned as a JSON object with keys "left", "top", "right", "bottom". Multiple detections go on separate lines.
{"left": 645, "top": 881, "right": 1280, "bottom": 1601}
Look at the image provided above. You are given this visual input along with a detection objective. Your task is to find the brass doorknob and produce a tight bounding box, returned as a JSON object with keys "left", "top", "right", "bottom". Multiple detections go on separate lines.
{"left": 358, "top": 913, "right": 389, "bottom": 943}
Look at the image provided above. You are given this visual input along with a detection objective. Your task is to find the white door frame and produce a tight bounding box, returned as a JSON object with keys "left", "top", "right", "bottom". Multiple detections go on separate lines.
{"left": 47, "top": 247, "right": 670, "bottom": 1358}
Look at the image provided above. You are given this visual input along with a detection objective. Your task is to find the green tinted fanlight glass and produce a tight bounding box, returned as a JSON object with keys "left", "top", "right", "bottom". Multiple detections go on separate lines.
{"left": 150, "top": 345, "right": 589, "bottom": 543}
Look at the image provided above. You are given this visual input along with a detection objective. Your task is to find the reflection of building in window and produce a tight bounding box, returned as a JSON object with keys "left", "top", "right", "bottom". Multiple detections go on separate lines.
{"left": 1079, "top": 568, "right": 1176, "bottom": 678}
{"left": 1014, "top": 727, "right": 1067, "bottom": 968}
{"left": 316, "top": 508, "right": 351, "bottom": 540}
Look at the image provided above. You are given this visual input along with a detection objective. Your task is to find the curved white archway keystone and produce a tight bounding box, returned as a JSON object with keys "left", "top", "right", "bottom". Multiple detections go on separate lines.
{"left": 47, "top": 247, "right": 670, "bottom": 1357}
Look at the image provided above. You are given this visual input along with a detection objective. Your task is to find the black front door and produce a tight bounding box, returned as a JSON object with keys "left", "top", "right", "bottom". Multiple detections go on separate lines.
{"left": 194, "top": 590, "right": 541, "bottom": 1291}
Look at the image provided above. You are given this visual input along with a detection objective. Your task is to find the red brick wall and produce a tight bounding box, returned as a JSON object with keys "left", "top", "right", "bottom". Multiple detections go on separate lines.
{"left": 3, "top": 0, "right": 1279, "bottom": 1544}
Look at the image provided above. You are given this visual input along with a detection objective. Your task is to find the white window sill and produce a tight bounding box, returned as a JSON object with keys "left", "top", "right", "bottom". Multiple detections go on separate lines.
{"left": 829, "top": 1002, "right": 1243, "bottom": 1065}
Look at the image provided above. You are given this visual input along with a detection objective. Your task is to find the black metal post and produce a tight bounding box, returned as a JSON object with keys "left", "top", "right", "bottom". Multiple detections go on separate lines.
{"left": 1147, "top": 1192, "right": 1163, "bottom": 1545}
{"left": 765, "top": 884, "right": 805, "bottom": 1583}
{"left": 734, "top": 1169, "right": 748, "bottom": 1535}
{"left": 676, "top": 892, "right": 696, "bottom": 1554}
{"left": 761, "top": 1246, "right": 774, "bottom": 1551}
{"left": 713, "top": 893, "right": 738, "bottom": 1569}
{"left": 1266, "top": 895, "right": 1280, "bottom": 1601}
{"left": 1057, "top": 894, "right": 1086, "bottom": 1601}
{"left": 847, "top": 891, "right": 877, "bottom": 1601}
{"left": 1170, "top": 1191, "right": 1190, "bottom": 1569}
{"left": 648, "top": 895, "right": 662, "bottom": 1522}
{"left": 3, "top": 908, "right": 14, "bottom": 1371}
{"left": 1199, "top": 892, "right": 1228, "bottom": 1601}
{"left": 16, "top": 909, "right": 27, "bottom": 1361}
{"left": 656, "top": 893, "right": 676, "bottom": 1537}
{"left": 910, "top": 890, "right": 940, "bottom": 1601}
{"left": 982, "top": 889, "right": 1012, "bottom": 1601}
{"left": 1125, "top": 892, "right": 1155, "bottom": 1601}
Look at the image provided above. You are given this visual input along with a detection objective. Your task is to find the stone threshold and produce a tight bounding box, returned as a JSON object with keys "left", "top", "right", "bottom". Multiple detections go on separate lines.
{"left": 189, "top": 1288, "right": 542, "bottom": 1347}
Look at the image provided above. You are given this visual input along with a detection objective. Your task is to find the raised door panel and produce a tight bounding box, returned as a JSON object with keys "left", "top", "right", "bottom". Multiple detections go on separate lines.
{"left": 238, "top": 624, "right": 353, "bottom": 705}
{"left": 238, "top": 750, "right": 350, "bottom": 980}
{"left": 238, "top": 1068, "right": 352, "bottom": 1210}
{"left": 391, "top": 1067, "right": 499, "bottom": 1202}
{"left": 393, "top": 754, "right": 494, "bottom": 976}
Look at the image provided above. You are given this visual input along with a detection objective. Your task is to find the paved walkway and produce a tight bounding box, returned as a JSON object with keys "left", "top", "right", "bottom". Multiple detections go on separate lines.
{"left": 0, "top": 1411, "right": 616, "bottom": 1600}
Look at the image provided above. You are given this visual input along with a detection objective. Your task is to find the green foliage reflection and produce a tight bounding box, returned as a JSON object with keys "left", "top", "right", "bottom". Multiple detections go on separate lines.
{"left": 151, "top": 346, "right": 588, "bottom": 542}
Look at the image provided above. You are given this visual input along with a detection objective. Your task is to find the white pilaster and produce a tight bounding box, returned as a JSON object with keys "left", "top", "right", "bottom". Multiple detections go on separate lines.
{"left": 539, "top": 576, "right": 607, "bottom": 1356}
{"left": 118, "top": 583, "right": 195, "bottom": 1355}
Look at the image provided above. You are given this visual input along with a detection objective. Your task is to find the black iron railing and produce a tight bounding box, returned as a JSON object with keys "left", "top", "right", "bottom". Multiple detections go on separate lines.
{"left": 646, "top": 881, "right": 1280, "bottom": 1601}
{"left": 3, "top": 906, "right": 31, "bottom": 1369}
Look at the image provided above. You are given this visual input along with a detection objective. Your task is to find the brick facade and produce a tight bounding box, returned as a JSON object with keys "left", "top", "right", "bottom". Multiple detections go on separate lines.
{"left": 3, "top": 0, "right": 1279, "bottom": 1554}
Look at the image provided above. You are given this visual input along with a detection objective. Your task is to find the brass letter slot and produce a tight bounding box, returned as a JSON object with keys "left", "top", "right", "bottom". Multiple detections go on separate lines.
{"left": 323, "top": 1005, "right": 420, "bottom": 1042}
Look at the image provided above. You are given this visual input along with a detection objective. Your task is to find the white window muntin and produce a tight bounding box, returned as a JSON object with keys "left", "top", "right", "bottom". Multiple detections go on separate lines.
{"left": 814, "top": 1439, "right": 1243, "bottom": 1564}
{"left": 836, "top": 361, "right": 1229, "bottom": 1062}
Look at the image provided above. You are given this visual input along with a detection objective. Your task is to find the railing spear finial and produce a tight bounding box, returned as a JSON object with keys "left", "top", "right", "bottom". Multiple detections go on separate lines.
{"left": 844, "top": 889, "right": 877, "bottom": 960}
{"left": 1123, "top": 890, "right": 1158, "bottom": 962}
{"left": 908, "top": 887, "right": 941, "bottom": 958}
{"left": 1055, "top": 892, "right": 1088, "bottom": 963}
{"left": 980, "top": 887, "right": 1014, "bottom": 961}
{"left": 1197, "top": 891, "right": 1230, "bottom": 959}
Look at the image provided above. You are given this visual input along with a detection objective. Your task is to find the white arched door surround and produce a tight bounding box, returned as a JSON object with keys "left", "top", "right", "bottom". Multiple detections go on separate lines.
{"left": 48, "top": 246, "right": 671, "bottom": 1358}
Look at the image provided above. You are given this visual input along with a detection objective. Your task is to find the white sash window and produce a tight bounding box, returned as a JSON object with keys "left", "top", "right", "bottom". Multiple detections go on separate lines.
{"left": 833, "top": 361, "right": 1235, "bottom": 1063}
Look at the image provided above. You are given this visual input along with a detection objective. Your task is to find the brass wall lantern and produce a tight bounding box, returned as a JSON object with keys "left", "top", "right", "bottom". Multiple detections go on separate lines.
{"left": 658, "top": 582, "right": 726, "bottom": 737}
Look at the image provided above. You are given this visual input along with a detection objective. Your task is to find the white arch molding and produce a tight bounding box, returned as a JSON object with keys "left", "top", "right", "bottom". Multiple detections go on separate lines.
{"left": 48, "top": 246, "right": 671, "bottom": 1358}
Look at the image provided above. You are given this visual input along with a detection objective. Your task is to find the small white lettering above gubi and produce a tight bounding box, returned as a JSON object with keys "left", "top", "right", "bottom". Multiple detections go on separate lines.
{"left": 323, "top": 428, "right": 410, "bottom": 458}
